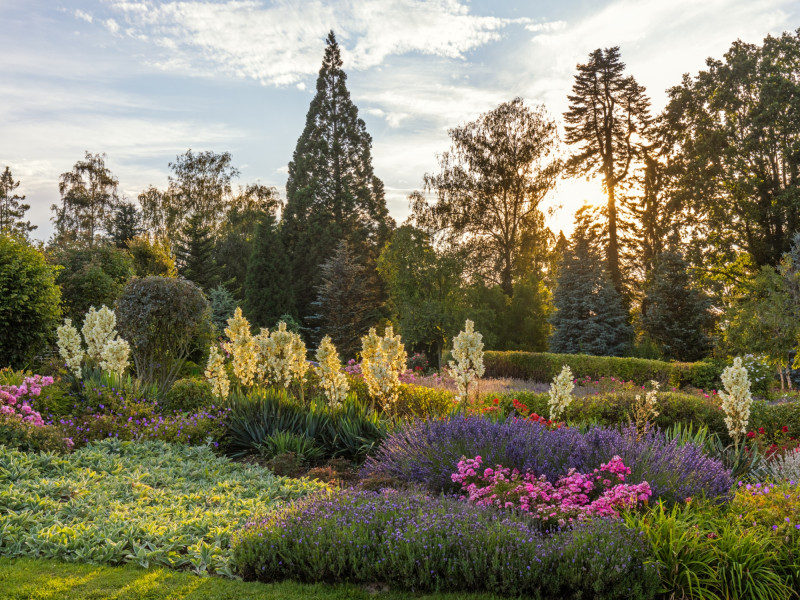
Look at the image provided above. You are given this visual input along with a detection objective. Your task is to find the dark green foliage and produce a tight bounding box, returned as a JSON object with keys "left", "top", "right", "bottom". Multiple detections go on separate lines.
{"left": 50, "top": 243, "right": 134, "bottom": 325}
{"left": 411, "top": 98, "right": 561, "bottom": 296}
{"left": 244, "top": 213, "right": 295, "bottom": 329}
{"left": 223, "top": 388, "right": 391, "bottom": 461}
{"left": 108, "top": 201, "right": 143, "bottom": 248}
{"left": 115, "top": 276, "right": 213, "bottom": 397}
{"left": 0, "top": 417, "right": 72, "bottom": 453}
{"left": 0, "top": 166, "right": 35, "bottom": 238}
{"left": 216, "top": 184, "right": 280, "bottom": 300}
{"left": 53, "top": 152, "right": 119, "bottom": 246}
{"left": 378, "top": 226, "right": 464, "bottom": 367}
{"left": 283, "top": 31, "right": 392, "bottom": 324}
{"left": 550, "top": 212, "right": 632, "bottom": 356}
{"left": 311, "top": 240, "right": 380, "bottom": 357}
{"left": 0, "top": 236, "right": 62, "bottom": 368}
{"left": 173, "top": 213, "right": 222, "bottom": 292}
{"left": 483, "top": 350, "right": 723, "bottom": 389}
{"left": 209, "top": 284, "right": 237, "bottom": 333}
{"left": 161, "top": 377, "right": 214, "bottom": 413}
{"left": 564, "top": 47, "right": 651, "bottom": 293}
{"left": 641, "top": 252, "right": 713, "bottom": 361}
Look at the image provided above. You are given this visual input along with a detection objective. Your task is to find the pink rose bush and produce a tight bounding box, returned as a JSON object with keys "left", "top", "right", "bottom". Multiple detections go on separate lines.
{"left": 0, "top": 374, "right": 53, "bottom": 427}
{"left": 452, "top": 454, "right": 652, "bottom": 526}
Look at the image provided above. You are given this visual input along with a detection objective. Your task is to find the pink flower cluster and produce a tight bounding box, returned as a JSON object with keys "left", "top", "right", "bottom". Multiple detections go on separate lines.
{"left": 451, "top": 455, "right": 652, "bottom": 526}
{"left": 0, "top": 375, "right": 53, "bottom": 427}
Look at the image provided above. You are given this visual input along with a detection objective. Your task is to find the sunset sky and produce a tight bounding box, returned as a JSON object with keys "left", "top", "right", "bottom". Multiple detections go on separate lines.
{"left": 3, "top": 0, "right": 798, "bottom": 240}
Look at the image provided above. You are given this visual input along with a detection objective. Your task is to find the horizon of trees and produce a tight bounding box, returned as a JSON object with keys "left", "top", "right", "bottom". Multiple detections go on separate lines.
{"left": 4, "top": 28, "right": 800, "bottom": 371}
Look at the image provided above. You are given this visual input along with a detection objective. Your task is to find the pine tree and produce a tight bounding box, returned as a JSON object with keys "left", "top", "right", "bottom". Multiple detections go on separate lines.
{"left": 641, "top": 251, "right": 712, "bottom": 361}
{"left": 0, "top": 167, "right": 35, "bottom": 238}
{"left": 311, "top": 240, "right": 380, "bottom": 359}
{"left": 109, "top": 201, "right": 143, "bottom": 247}
{"left": 173, "top": 213, "right": 221, "bottom": 291}
{"left": 550, "top": 212, "right": 632, "bottom": 356}
{"left": 209, "top": 284, "right": 237, "bottom": 333}
{"left": 244, "top": 213, "right": 295, "bottom": 329}
{"left": 283, "top": 31, "right": 392, "bottom": 324}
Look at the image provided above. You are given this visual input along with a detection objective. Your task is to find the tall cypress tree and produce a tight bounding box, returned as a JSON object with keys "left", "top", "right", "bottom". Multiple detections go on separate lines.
{"left": 173, "top": 213, "right": 221, "bottom": 292}
{"left": 550, "top": 211, "right": 632, "bottom": 356}
{"left": 283, "top": 31, "right": 392, "bottom": 324}
{"left": 244, "top": 213, "right": 295, "bottom": 329}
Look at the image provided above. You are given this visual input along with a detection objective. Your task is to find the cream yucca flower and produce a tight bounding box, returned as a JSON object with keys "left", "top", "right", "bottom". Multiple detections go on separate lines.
{"left": 261, "top": 321, "right": 308, "bottom": 389}
{"left": 56, "top": 318, "right": 85, "bottom": 378}
{"left": 548, "top": 365, "right": 575, "bottom": 422}
{"left": 632, "top": 381, "right": 660, "bottom": 440}
{"left": 100, "top": 338, "right": 131, "bottom": 377}
{"left": 205, "top": 345, "right": 230, "bottom": 400}
{"left": 448, "top": 319, "right": 485, "bottom": 403}
{"left": 361, "top": 326, "right": 406, "bottom": 410}
{"left": 315, "top": 335, "right": 349, "bottom": 408}
{"left": 82, "top": 305, "right": 117, "bottom": 363}
{"left": 223, "top": 307, "right": 259, "bottom": 388}
{"left": 719, "top": 356, "right": 753, "bottom": 450}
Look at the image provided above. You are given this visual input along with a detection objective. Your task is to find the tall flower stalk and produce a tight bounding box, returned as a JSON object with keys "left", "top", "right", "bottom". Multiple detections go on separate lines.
{"left": 315, "top": 335, "right": 349, "bottom": 409}
{"left": 548, "top": 365, "right": 574, "bottom": 422}
{"left": 449, "top": 320, "right": 485, "bottom": 404}
{"left": 223, "top": 308, "right": 258, "bottom": 388}
{"left": 631, "top": 381, "right": 659, "bottom": 441}
{"left": 719, "top": 356, "right": 752, "bottom": 452}
{"left": 361, "top": 326, "right": 407, "bottom": 411}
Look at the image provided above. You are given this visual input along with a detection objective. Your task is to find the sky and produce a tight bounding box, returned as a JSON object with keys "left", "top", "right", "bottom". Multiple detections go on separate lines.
{"left": 2, "top": 0, "right": 798, "bottom": 241}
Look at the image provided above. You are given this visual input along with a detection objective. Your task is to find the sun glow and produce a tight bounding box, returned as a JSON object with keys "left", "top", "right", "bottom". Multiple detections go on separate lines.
{"left": 544, "top": 176, "right": 607, "bottom": 237}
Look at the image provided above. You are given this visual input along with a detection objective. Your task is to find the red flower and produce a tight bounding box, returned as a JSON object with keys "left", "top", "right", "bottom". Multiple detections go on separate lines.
{"left": 758, "top": 427, "right": 765, "bottom": 434}
{"left": 493, "top": 398, "right": 499, "bottom": 405}
{"left": 746, "top": 431, "right": 756, "bottom": 439}
{"left": 782, "top": 426, "right": 789, "bottom": 433}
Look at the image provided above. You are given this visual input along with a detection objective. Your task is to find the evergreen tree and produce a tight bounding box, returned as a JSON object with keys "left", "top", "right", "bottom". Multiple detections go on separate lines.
{"left": 0, "top": 166, "right": 35, "bottom": 238}
{"left": 312, "top": 240, "right": 380, "bottom": 359}
{"left": 563, "top": 47, "right": 651, "bottom": 294}
{"left": 244, "top": 213, "right": 295, "bottom": 329}
{"left": 550, "top": 212, "right": 632, "bottom": 356}
{"left": 173, "top": 213, "right": 221, "bottom": 291}
{"left": 283, "top": 31, "right": 392, "bottom": 324}
{"left": 109, "top": 201, "right": 143, "bottom": 247}
{"left": 641, "top": 251, "right": 713, "bottom": 361}
{"left": 209, "top": 284, "right": 237, "bottom": 333}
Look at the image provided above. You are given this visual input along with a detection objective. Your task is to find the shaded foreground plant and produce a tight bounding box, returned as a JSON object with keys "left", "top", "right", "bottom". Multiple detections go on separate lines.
{"left": 233, "top": 490, "right": 659, "bottom": 599}
{"left": 363, "top": 416, "right": 732, "bottom": 504}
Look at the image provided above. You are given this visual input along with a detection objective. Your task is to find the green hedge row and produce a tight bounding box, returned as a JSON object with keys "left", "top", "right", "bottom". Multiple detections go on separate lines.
{"left": 484, "top": 351, "right": 722, "bottom": 389}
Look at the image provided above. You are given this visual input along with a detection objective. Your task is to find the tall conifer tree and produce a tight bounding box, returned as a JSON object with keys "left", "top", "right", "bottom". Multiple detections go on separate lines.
{"left": 283, "top": 31, "right": 392, "bottom": 324}
{"left": 173, "top": 213, "right": 221, "bottom": 292}
{"left": 0, "top": 167, "right": 35, "bottom": 238}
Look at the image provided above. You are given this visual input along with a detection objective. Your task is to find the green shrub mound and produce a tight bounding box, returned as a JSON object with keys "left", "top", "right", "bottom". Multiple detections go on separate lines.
{"left": 234, "top": 490, "right": 659, "bottom": 600}
{"left": 162, "top": 377, "right": 215, "bottom": 413}
{"left": 0, "top": 439, "right": 325, "bottom": 576}
{"left": 484, "top": 351, "right": 722, "bottom": 389}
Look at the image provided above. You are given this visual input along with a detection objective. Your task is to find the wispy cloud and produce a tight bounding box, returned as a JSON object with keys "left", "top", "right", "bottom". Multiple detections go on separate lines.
{"left": 74, "top": 8, "right": 94, "bottom": 23}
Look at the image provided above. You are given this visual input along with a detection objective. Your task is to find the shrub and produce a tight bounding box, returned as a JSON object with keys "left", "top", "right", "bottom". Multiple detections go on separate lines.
{"left": 483, "top": 350, "right": 723, "bottom": 389}
{"left": 0, "top": 236, "right": 62, "bottom": 368}
{"left": 162, "top": 377, "right": 214, "bottom": 413}
{"left": 395, "top": 384, "right": 454, "bottom": 417}
{"left": 233, "top": 490, "right": 659, "bottom": 599}
{"left": 0, "top": 416, "right": 73, "bottom": 453}
{"left": 0, "top": 440, "right": 324, "bottom": 576}
{"left": 116, "top": 276, "right": 213, "bottom": 397}
{"left": 363, "top": 416, "right": 732, "bottom": 505}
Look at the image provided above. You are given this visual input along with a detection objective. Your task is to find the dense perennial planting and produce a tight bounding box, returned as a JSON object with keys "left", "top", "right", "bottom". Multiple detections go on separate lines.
{"left": 0, "top": 374, "right": 52, "bottom": 426}
{"left": 233, "top": 490, "right": 659, "bottom": 599}
{"left": 452, "top": 455, "right": 652, "bottom": 525}
{"left": 364, "top": 416, "right": 732, "bottom": 504}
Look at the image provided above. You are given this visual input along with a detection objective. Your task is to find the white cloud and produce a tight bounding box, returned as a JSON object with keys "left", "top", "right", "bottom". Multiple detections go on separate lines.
{"left": 105, "top": 18, "right": 120, "bottom": 34}
{"left": 74, "top": 9, "right": 93, "bottom": 23}
{"left": 102, "top": 0, "right": 535, "bottom": 85}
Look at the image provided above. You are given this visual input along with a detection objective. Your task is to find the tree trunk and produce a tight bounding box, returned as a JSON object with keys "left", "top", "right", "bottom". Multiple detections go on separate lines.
{"left": 606, "top": 182, "right": 622, "bottom": 294}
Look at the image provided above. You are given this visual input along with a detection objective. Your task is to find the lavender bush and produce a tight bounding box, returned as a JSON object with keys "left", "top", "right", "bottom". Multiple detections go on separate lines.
{"left": 233, "top": 490, "right": 659, "bottom": 599}
{"left": 363, "top": 416, "right": 732, "bottom": 504}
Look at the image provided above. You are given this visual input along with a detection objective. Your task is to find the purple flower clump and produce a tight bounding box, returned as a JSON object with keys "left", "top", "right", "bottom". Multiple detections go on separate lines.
{"left": 362, "top": 416, "right": 732, "bottom": 504}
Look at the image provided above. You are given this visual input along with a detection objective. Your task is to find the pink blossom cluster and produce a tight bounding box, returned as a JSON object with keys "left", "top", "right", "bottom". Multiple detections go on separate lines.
{"left": 0, "top": 375, "right": 53, "bottom": 427}
{"left": 451, "top": 455, "right": 652, "bottom": 526}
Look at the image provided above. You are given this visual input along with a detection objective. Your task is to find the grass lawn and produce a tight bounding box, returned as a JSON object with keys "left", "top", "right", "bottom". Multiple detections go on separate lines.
{"left": 0, "top": 558, "right": 504, "bottom": 600}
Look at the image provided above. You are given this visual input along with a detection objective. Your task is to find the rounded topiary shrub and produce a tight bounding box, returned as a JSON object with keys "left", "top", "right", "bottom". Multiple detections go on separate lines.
{"left": 162, "top": 377, "right": 215, "bottom": 413}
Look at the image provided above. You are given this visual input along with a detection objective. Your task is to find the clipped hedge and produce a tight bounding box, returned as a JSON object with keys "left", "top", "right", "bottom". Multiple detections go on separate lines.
{"left": 484, "top": 351, "right": 722, "bottom": 389}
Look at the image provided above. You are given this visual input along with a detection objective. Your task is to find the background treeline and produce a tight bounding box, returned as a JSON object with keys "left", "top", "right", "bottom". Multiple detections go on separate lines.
{"left": 3, "top": 29, "right": 800, "bottom": 377}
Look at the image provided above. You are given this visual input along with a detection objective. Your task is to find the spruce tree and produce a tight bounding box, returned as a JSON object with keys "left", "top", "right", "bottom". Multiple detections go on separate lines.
{"left": 109, "top": 201, "right": 143, "bottom": 247}
{"left": 550, "top": 213, "right": 632, "bottom": 356}
{"left": 173, "top": 213, "right": 221, "bottom": 291}
{"left": 283, "top": 31, "right": 392, "bottom": 324}
{"left": 244, "top": 213, "right": 295, "bottom": 329}
{"left": 641, "top": 251, "right": 712, "bottom": 361}
{"left": 0, "top": 167, "right": 35, "bottom": 238}
{"left": 311, "top": 240, "right": 380, "bottom": 359}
